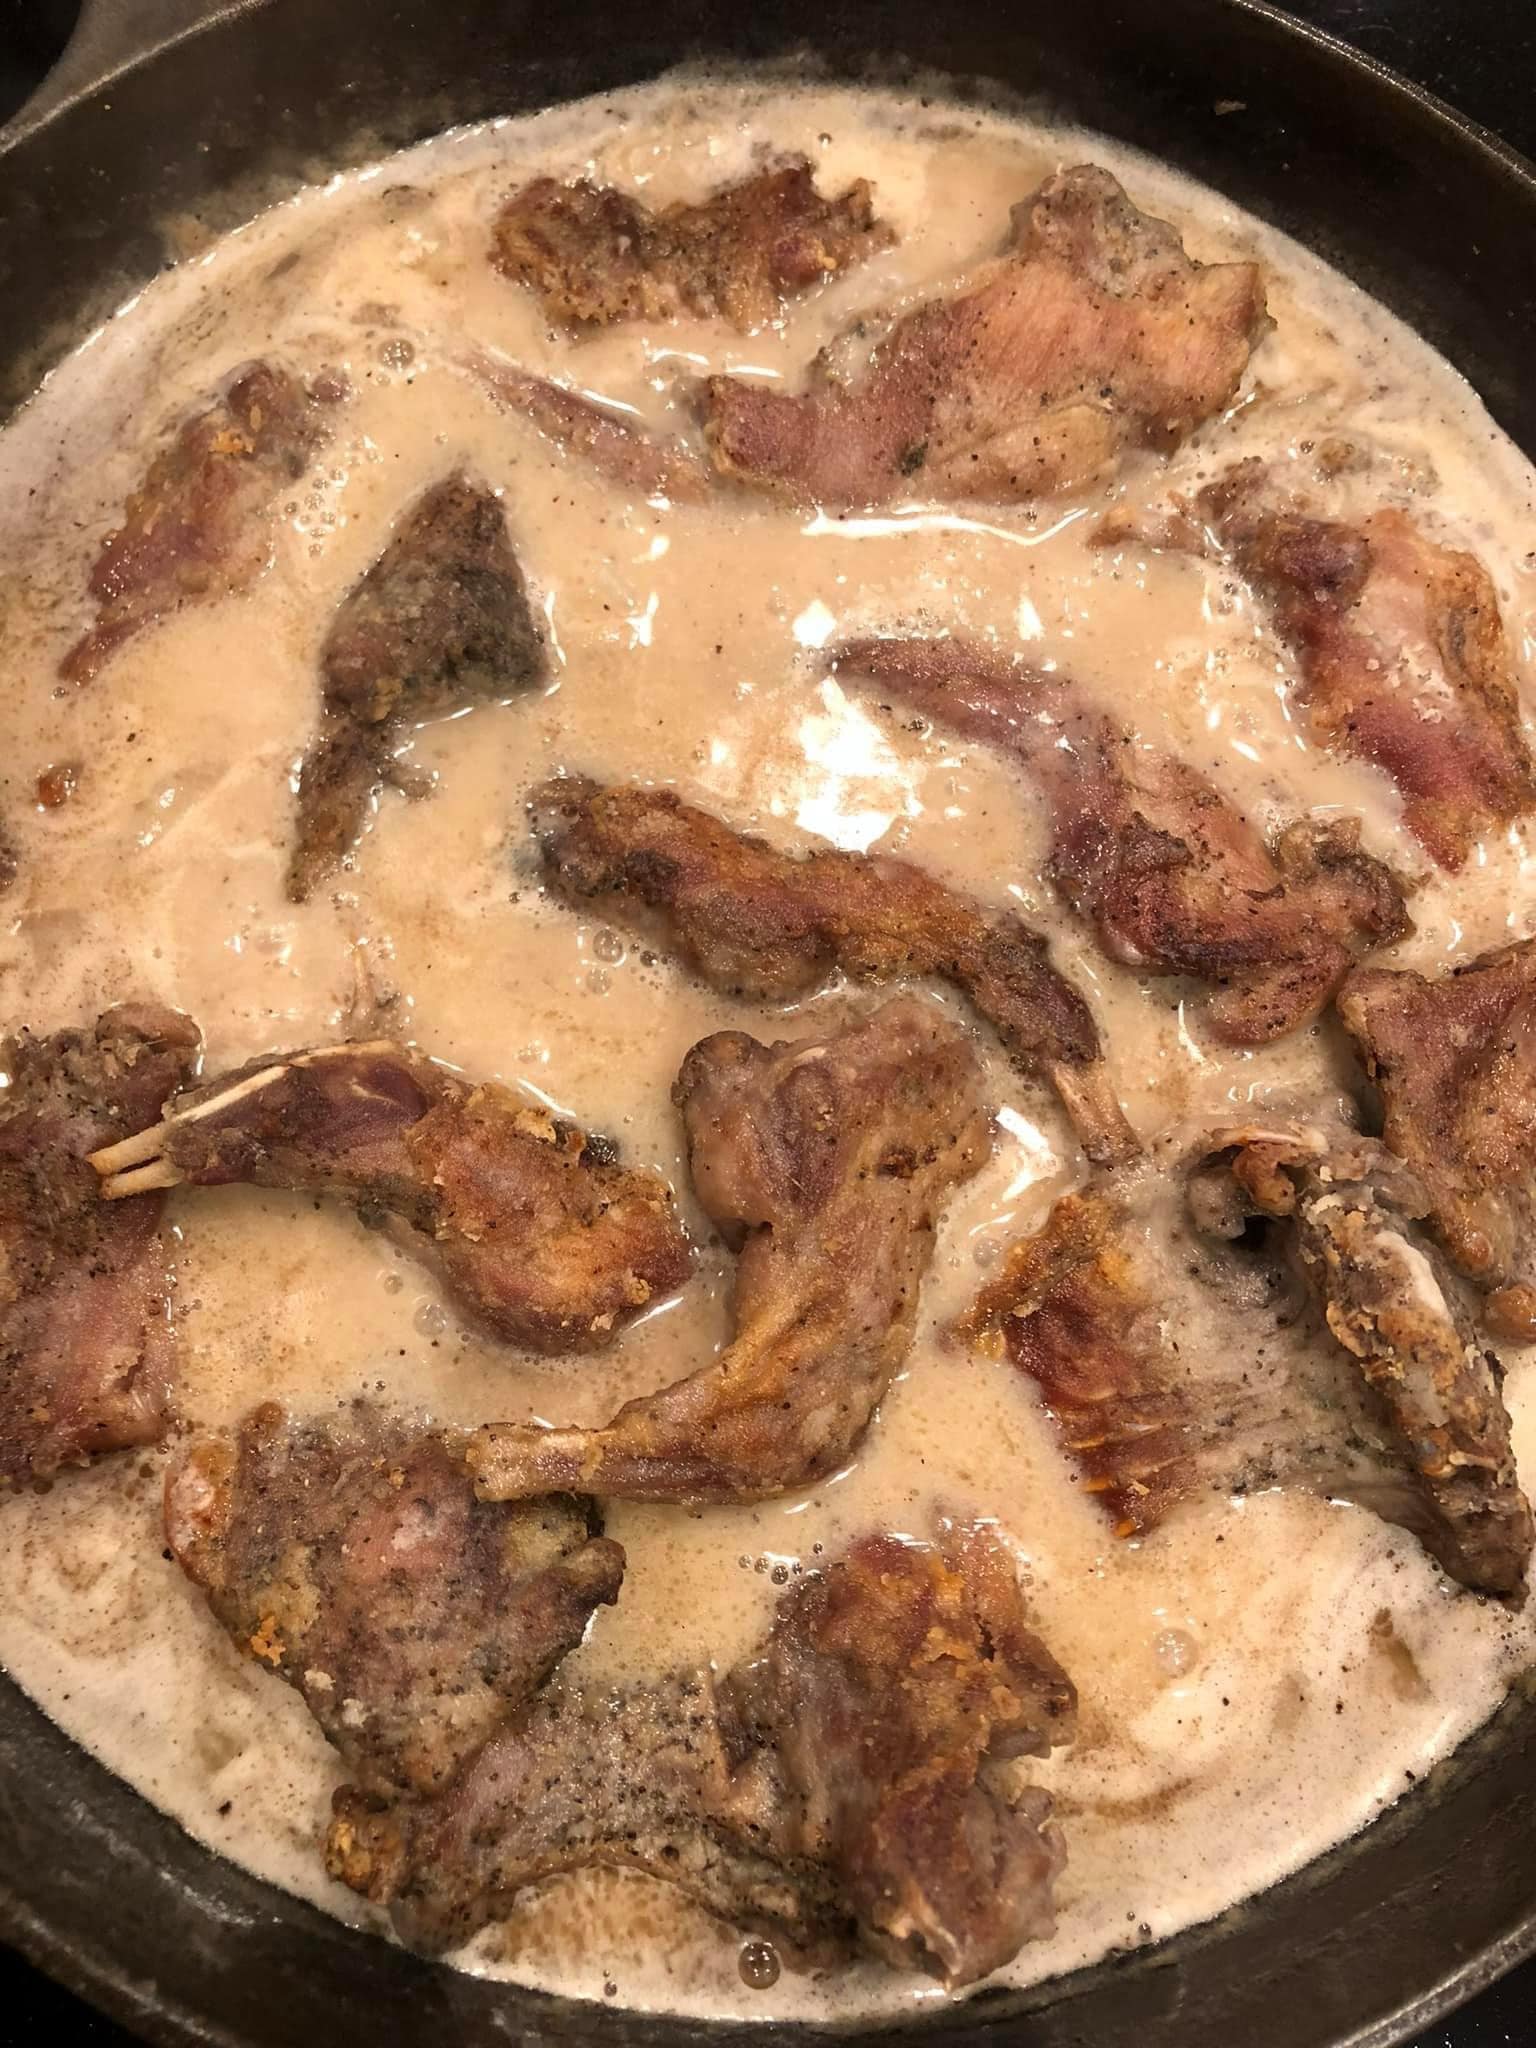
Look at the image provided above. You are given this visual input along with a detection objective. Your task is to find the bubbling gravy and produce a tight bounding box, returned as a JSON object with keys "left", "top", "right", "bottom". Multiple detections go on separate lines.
{"left": 2, "top": 77, "right": 1536, "bottom": 2022}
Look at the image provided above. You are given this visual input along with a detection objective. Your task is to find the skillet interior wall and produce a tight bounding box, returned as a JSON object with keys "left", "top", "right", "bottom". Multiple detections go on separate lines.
{"left": 2, "top": 3, "right": 1536, "bottom": 2045}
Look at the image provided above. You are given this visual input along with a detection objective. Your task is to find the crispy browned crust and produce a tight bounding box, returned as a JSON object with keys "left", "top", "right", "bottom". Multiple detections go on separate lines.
{"left": 166, "top": 1402, "right": 623, "bottom": 1796}
{"left": 470, "top": 997, "right": 989, "bottom": 1503}
{"left": 957, "top": 1191, "right": 1197, "bottom": 1535}
{"left": 0, "top": 1005, "right": 200, "bottom": 1484}
{"left": 700, "top": 164, "right": 1267, "bottom": 508}
{"left": 531, "top": 773, "right": 1137, "bottom": 1165}
{"left": 61, "top": 361, "right": 331, "bottom": 684}
{"left": 147, "top": 1039, "right": 690, "bottom": 1353}
{"left": 492, "top": 158, "right": 892, "bottom": 330}
{"left": 289, "top": 471, "right": 545, "bottom": 900}
{"left": 1339, "top": 938, "right": 1536, "bottom": 1325}
{"left": 329, "top": 1525, "right": 1074, "bottom": 1989}
{"left": 1199, "top": 1125, "right": 1533, "bottom": 1596}
{"left": 836, "top": 635, "right": 1410, "bottom": 1043}
{"left": 1200, "top": 460, "right": 1536, "bottom": 870}
{"left": 731, "top": 1527, "right": 1076, "bottom": 1984}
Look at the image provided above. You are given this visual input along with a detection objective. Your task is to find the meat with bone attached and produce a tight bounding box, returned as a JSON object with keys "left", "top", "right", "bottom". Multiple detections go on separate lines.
{"left": 329, "top": 1524, "right": 1075, "bottom": 1989}
{"left": 961, "top": 1134, "right": 1532, "bottom": 1595}
{"left": 956, "top": 1190, "right": 1202, "bottom": 1537}
{"left": 2, "top": 1004, "right": 200, "bottom": 1485}
{"left": 90, "top": 1038, "right": 690, "bottom": 1354}
{"left": 165, "top": 1402, "right": 623, "bottom": 1797}
{"left": 61, "top": 361, "right": 331, "bottom": 684}
{"left": 289, "top": 471, "right": 546, "bottom": 900}
{"left": 700, "top": 165, "right": 1266, "bottom": 508}
{"left": 470, "top": 996, "right": 989, "bottom": 1503}
{"left": 1194, "top": 460, "right": 1536, "bottom": 870}
{"left": 493, "top": 157, "right": 892, "bottom": 330}
{"left": 836, "top": 635, "right": 1409, "bottom": 1043}
{"left": 530, "top": 773, "right": 1137, "bottom": 1165}
{"left": 1339, "top": 937, "right": 1536, "bottom": 1341}
{"left": 1194, "top": 1124, "right": 1533, "bottom": 1597}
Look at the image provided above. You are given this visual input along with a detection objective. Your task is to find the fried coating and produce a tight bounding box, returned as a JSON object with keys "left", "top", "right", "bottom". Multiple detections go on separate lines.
{"left": 1339, "top": 938, "right": 1536, "bottom": 1338}
{"left": 166, "top": 1403, "right": 623, "bottom": 1795}
{"left": 531, "top": 773, "right": 1137, "bottom": 1165}
{"left": 289, "top": 471, "right": 545, "bottom": 900}
{"left": 92, "top": 1038, "right": 690, "bottom": 1354}
{"left": 701, "top": 165, "right": 1266, "bottom": 507}
{"left": 61, "top": 360, "right": 330, "bottom": 683}
{"left": 471, "top": 997, "right": 989, "bottom": 1502}
{"left": 837, "top": 634, "right": 1410, "bottom": 1043}
{"left": 1198, "top": 460, "right": 1536, "bottom": 870}
{"left": 1, "top": 1004, "right": 199, "bottom": 1484}
{"left": 493, "top": 157, "right": 891, "bottom": 329}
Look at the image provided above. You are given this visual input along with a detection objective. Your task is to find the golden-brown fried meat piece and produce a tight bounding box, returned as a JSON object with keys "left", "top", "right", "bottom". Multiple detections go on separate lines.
{"left": 1198, "top": 460, "right": 1536, "bottom": 870}
{"left": 701, "top": 165, "right": 1266, "bottom": 508}
{"left": 166, "top": 1402, "right": 623, "bottom": 1796}
{"left": 61, "top": 360, "right": 331, "bottom": 684}
{"left": 531, "top": 773, "right": 1137, "bottom": 1164}
{"left": 289, "top": 471, "right": 545, "bottom": 900}
{"left": 470, "top": 997, "right": 989, "bottom": 1503}
{"left": 492, "top": 158, "right": 892, "bottom": 330}
{"left": 837, "top": 634, "right": 1409, "bottom": 1043}
{"left": 1, "top": 1004, "right": 199, "bottom": 1485}
{"left": 91, "top": 1038, "right": 690, "bottom": 1354}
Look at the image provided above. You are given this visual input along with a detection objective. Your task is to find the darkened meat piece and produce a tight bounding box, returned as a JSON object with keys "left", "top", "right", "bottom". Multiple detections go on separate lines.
{"left": 492, "top": 158, "right": 892, "bottom": 330}
{"left": 0, "top": 816, "right": 16, "bottom": 894}
{"left": 701, "top": 165, "right": 1266, "bottom": 508}
{"left": 91, "top": 1039, "right": 690, "bottom": 1354}
{"left": 471, "top": 354, "right": 711, "bottom": 501}
{"left": 61, "top": 361, "right": 330, "bottom": 684}
{"left": 727, "top": 1527, "right": 1076, "bottom": 1983}
{"left": 1197, "top": 1124, "right": 1533, "bottom": 1596}
{"left": 530, "top": 774, "right": 1137, "bottom": 1165}
{"left": 1197, "top": 460, "right": 1536, "bottom": 870}
{"left": 166, "top": 1402, "right": 623, "bottom": 1796}
{"left": 331, "top": 1526, "right": 1075, "bottom": 1988}
{"left": 837, "top": 635, "right": 1409, "bottom": 1043}
{"left": 1339, "top": 939, "right": 1536, "bottom": 1339}
{"left": 957, "top": 1190, "right": 1199, "bottom": 1536}
{"left": 1, "top": 1004, "right": 199, "bottom": 1484}
{"left": 289, "top": 472, "right": 545, "bottom": 900}
{"left": 470, "top": 997, "right": 989, "bottom": 1503}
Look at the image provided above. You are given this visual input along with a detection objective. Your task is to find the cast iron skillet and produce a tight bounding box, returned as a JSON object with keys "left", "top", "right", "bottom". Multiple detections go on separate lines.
{"left": 3, "top": 3, "right": 1535, "bottom": 2042}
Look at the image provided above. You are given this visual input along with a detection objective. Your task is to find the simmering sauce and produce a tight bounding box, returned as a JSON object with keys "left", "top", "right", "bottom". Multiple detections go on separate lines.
{"left": 1, "top": 78, "right": 1535, "bottom": 2021}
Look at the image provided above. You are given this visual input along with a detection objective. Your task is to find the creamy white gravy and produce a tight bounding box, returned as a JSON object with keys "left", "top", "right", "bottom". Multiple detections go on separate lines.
{"left": 2, "top": 77, "right": 1536, "bottom": 2024}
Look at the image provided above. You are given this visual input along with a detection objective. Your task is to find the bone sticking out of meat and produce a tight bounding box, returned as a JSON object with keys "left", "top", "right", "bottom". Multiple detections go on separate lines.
{"left": 328, "top": 1523, "right": 1075, "bottom": 1990}
{"left": 60, "top": 360, "right": 331, "bottom": 685}
{"left": 1195, "top": 1124, "right": 1534, "bottom": 1597}
{"left": 530, "top": 773, "right": 1138, "bottom": 1166}
{"left": 492, "top": 157, "right": 893, "bottom": 330}
{"left": 165, "top": 1402, "right": 624, "bottom": 1796}
{"left": 1338, "top": 939, "right": 1536, "bottom": 1340}
{"left": 288, "top": 470, "right": 546, "bottom": 901}
{"left": 468, "top": 353, "right": 713, "bottom": 502}
{"left": 835, "top": 635, "right": 1411, "bottom": 1043}
{"left": 700, "top": 164, "right": 1267, "bottom": 508}
{"left": 469, "top": 996, "right": 990, "bottom": 1503}
{"left": 89, "top": 1038, "right": 690, "bottom": 1354}
{"left": 955, "top": 1190, "right": 1201, "bottom": 1536}
{"left": 2, "top": 1004, "right": 201, "bottom": 1485}
{"left": 1193, "top": 460, "right": 1536, "bottom": 870}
